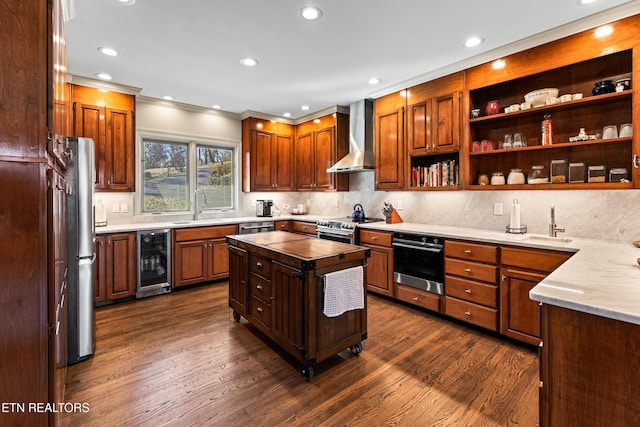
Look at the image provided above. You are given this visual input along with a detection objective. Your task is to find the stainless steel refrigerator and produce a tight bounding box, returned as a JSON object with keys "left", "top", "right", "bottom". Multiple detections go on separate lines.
{"left": 66, "top": 137, "right": 96, "bottom": 364}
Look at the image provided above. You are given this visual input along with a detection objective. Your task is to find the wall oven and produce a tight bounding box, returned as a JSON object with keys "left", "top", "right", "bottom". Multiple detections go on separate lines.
{"left": 393, "top": 232, "right": 444, "bottom": 295}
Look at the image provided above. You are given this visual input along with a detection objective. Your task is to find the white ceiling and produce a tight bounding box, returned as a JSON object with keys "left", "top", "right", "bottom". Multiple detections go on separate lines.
{"left": 65, "top": 0, "right": 639, "bottom": 120}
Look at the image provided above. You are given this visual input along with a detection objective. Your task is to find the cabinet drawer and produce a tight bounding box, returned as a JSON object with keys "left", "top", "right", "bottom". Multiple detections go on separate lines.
{"left": 291, "top": 221, "right": 317, "bottom": 235}
{"left": 274, "top": 220, "right": 290, "bottom": 232}
{"left": 395, "top": 284, "right": 442, "bottom": 313}
{"left": 445, "top": 296, "right": 498, "bottom": 331}
{"left": 250, "top": 296, "right": 271, "bottom": 328}
{"left": 359, "top": 229, "right": 392, "bottom": 247}
{"left": 445, "top": 275, "right": 498, "bottom": 308}
{"left": 445, "top": 240, "right": 498, "bottom": 264}
{"left": 445, "top": 258, "right": 498, "bottom": 284}
{"left": 249, "top": 254, "right": 271, "bottom": 279}
{"left": 250, "top": 275, "right": 272, "bottom": 301}
{"left": 175, "top": 224, "right": 238, "bottom": 242}
{"left": 501, "top": 246, "right": 572, "bottom": 273}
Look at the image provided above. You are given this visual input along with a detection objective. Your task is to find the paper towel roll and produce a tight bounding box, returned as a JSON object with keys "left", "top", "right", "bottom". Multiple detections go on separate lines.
{"left": 510, "top": 199, "right": 520, "bottom": 229}
{"left": 95, "top": 202, "right": 107, "bottom": 227}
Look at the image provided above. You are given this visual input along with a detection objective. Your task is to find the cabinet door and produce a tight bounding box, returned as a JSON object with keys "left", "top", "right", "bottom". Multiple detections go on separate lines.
{"left": 295, "top": 132, "right": 315, "bottom": 191}
{"left": 313, "top": 127, "right": 336, "bottom": 191}
{"left": 407, "top": 100, "right": 431, "bottom": 154}
{"left": 174, "top": 239, "right": 209, "bottom": 287}
{"left": 364, "top": 245, "right": 393, "bottom": 297}
{"left": 74, "top": 103, "right": 105, "bottom": 189}
{"left": 105, "top": 108, "right": 134, "bottom": 191}
{"left": 94, "top": 236, "right": 107, "bottom": 303}
{"left": 272, "top": 134, "right": 294, "bottom": 191}
{"left": 500, "top": 268, "right": 546, "bottom": 345}
{"left": 271, "top": 262, "right": 304, "bottom": 350}
{"left": 432, "top": 92, "right": 460, "bottom": 153}
{"left": 228, "top": 246, "right": 248, "bottom": 316}
{"left": 251, "top": 130, "right": 275, "bottom": 191}
{"left": 210, "top": 238, "right": 229, "bottom": 280}
{"left": 105, "top": 233, "right": 136, "bottom": 299}
{"left": 375, "top": 107, "right": 405, "bottom": 190}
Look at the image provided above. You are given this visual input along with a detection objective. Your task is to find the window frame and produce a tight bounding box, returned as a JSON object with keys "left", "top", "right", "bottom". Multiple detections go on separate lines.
{"left": 136, "top": 130, "right": 241, "bottom": 217}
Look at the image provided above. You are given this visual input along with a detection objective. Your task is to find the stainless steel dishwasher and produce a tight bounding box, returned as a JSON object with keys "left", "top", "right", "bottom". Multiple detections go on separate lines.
{"left": 238, "top": 221, "right": 275, "bottom": 234}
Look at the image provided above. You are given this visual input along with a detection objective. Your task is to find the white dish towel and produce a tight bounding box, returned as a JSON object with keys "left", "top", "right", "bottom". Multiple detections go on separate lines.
{"left": 323, "top": 266, "right": 364, "bottom": 318}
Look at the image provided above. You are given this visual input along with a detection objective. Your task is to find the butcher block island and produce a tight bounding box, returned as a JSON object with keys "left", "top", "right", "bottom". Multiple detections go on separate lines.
{"left": 227, "top": 231, "right": 370, "bottom": 380}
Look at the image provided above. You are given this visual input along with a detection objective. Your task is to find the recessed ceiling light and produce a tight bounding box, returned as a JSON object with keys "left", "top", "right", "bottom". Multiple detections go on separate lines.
{"left": 299, "top": 6, "right": 322, "bottom": 21}
{"left": 579, "top": 0, "right": 598, "bottom": 4}
{"left": 594, "top": 25, "right": 613, "bottom": 38}
{"left": 117, "top": 0, "right": 135, "bottom": 5}
{"left": 492, "top": 59, "right": 506, "bottom": 70}
{"left": 240, "top": 58, "right": 258, "bottom": 67}
{"left": 464, "top": 36, "right": 484, "bottom": 48}
{"left": 163, "top": 95, "right": 174, "bottom": 101}
{"left": 368, "top": 77, "right": 382, "bottom": 85}
{"left": 301, "top": 105, "right": 310, "bottom": 111}
{"left": 98, "top": 47, "right": 118, "bottom": 56}
{"left": 283, "top": 112, "right": 291, "bottom": 118}
{"left": 212, "top": 104, "right": 222, "bottom": 110}
{"left": 96, "top": 73, "right": 112, "bottom": 80}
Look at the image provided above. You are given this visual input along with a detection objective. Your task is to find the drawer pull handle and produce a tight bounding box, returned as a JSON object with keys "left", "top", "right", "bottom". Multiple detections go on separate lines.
{"left": 257, "top": 307, "right": 263, "bottom": 314}
{"left": 464, "top": 289, "right": 472, "bottom": 294}
{"left": 464, "top": 268, "right": 472, "bottom": 273}
{"left": 256, "top": 262, "right": 263, "bottom": 269}
{"left": 464, "top": 249, "right": 472, "bottom": 254}
{"left": 372, "top": 236, "right": 377, "bottom": 240}
{"left": 256, "top": 285, "right": 263, "bottom": 292}
{"left": 464, "top": 311, "right": 472, "bottom": 316}
{"left": 412, "top": 297, "right": 419, "bottom": 301}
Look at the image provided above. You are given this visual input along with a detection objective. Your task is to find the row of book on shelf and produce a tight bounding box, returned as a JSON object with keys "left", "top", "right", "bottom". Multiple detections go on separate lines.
{"left": 411, "top": 160, "right": 459, "bottom": 187}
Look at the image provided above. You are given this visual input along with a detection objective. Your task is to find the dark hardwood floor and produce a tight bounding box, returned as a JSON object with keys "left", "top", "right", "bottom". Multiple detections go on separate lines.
{"left": 63, "top": 283, "right": 539, "bottom": 426}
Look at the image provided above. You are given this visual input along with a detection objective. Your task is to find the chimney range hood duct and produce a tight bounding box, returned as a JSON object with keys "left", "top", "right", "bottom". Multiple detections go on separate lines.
{"left": 326, "top": 99, "right": 374, "bottom": 173}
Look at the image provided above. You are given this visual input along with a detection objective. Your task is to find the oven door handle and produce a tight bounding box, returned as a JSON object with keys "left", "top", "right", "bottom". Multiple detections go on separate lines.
{"left": 392, "top": 242, "right": 443, "bottom": 253}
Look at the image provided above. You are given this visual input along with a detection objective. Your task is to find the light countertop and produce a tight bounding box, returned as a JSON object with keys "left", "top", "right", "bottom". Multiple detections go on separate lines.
{"left": 98, "top": 216, "right": 640, "bottom": 326}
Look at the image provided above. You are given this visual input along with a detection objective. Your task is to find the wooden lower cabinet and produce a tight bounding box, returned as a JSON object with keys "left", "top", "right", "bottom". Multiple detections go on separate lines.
{"left": 359, "top": 229, "right": 393, "bottom": 297}
{"left": 500, "top": 246, "right": 572, "bottom": 345}
{"left": 291, "top": 220, "right": 317, "bottom": 236}
{"left": 228, "top": 245, "right": 248, "bottom": 316}
{"left": 539, "top": 304, "right": 640, "bottom": 426}
{"left": 274, "top": 220, "right": 291, "bottom": 232}
{"left": 95, "top": 233, "right": 136, "bottom": 302}
{"left": 444, "top": 240, "right": 499, "bottom": 331}
{"left": 173, "top": 225, "right": 237, "bottom": 287}
{"left": 395, "top": 284, "right": 441, "bottom": 312}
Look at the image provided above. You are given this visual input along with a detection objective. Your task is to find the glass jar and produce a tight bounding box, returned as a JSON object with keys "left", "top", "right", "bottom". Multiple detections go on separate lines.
{"left": 507, "top": 168, "right": 525, "bottom": 185}
{"left": 609, "top": 168, "right": 628, "bottom": 182}
{"left": 588, "top": 165, "right": 607, "bottom": 183}
{"left": 569, "top": 162, "right": 586, "bottom": 183}
{"left": 550, "top": 159, "right": 568, "bottom": 184}
{"left": 490, "top": 172, "right": 505, "bottom": 185}
{"left": 477, "top": 174, "right": 489, "bottom": 186}
{"left": 527, "top": 165, "right": 548, "bottom": 184}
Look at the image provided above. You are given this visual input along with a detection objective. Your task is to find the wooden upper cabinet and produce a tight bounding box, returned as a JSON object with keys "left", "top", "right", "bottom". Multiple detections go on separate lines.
{"left": 295, "top": 113, "right": 349, "bottom": 192}
{"left": 432, "top": 92, "right": 460, "bottom": 153}
{"left": 375, "top": 105, "right": 405, "bottom": 190}
{"left": 243, "top": 118, "right": 295, "bottom": 192}
{"left": 71, "top": 85, "right": 135, "bottom": 192}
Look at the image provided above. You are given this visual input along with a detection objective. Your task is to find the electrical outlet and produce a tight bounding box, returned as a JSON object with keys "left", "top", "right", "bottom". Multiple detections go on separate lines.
{"left": 112, "top": 203, "right": 120, "bottom": 213}
{"left": 120, "top": 203, "right": 129, "bottom": 213}
{"left": 493, "top": 203, "right": 503, "bottom": 215}
{"left": 334, "top": 199, "right": 339, "bottom": 208}
{"left": 396, "top": 200, "right": 403, "bottom": 210}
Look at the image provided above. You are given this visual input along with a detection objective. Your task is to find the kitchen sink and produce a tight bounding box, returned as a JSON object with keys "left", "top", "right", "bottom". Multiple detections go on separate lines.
{"left": 523, "top": 235, "right": 572, "bottom": 244}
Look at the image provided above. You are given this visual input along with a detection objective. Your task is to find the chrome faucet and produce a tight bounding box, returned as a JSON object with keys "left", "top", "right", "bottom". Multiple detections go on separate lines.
{"left": 193, "top": 188, "right": 204, "bottom": 220}
{"left": 549, "top": 204, "right": 565, "bottom": 237}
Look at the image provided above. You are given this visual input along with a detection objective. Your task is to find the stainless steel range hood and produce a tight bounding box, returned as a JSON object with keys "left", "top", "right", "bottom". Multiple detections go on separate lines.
{"left": 327, "top": 99, "right": 374, "bottom": 173}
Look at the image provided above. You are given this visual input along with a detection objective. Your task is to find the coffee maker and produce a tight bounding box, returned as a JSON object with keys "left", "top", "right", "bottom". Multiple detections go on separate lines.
{"left": 256, "top": 199, "right": 273, "bottom": 217}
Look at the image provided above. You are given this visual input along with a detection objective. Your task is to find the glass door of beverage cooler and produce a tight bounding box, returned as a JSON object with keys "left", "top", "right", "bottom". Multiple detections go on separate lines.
{"left": 137, "top": 229, "right": 171, "bottom": 298}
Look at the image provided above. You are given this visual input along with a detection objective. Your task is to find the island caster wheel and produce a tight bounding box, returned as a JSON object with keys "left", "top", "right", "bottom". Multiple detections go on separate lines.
{"left": 350, "top": 342, "right": 363, "bottom": 355}
{"left": 300, "top": 365, "right": 314, "bottom": 381}
{"left": 232, "top": 310, "right": 241, "bottom": 322}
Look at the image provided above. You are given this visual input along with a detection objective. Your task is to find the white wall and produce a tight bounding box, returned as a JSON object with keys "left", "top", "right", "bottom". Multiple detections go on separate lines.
{"left": 102, "top": 98, "right": 640, "bottom": 242}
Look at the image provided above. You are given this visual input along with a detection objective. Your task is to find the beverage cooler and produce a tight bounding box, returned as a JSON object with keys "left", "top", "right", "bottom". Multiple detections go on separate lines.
{"left": 137, "top": 229, "right": 171, "bottom": 298}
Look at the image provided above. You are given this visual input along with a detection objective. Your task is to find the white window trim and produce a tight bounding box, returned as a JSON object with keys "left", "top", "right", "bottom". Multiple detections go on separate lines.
{"left": 135, "top": 129, "right": 242, "bottom": 218}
